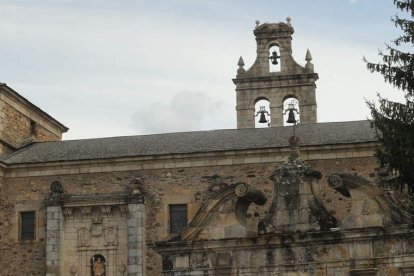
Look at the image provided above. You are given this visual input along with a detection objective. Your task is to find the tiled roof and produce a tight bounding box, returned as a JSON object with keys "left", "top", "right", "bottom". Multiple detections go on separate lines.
{"left": 1, "top": 120, "right": 376, "bottom": 164}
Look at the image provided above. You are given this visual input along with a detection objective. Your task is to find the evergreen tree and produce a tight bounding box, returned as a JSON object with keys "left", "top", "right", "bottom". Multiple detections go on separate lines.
{"left": 365, "top": 0, "right": 414, "bottom": 192}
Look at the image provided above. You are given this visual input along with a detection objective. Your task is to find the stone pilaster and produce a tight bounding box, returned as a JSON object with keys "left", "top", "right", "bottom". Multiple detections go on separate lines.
{"left": 46, "top": 181, "right": 64, "bottom": 276}
{"left": 127, "top": 193, "right": 145, "bottom": 276}
{"left": 46, "top": 205, "right": 63, "bottom": 276}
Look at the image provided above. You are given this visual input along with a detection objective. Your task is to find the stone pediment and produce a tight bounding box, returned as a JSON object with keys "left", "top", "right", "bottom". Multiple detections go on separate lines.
{"left": 179, "top": 182, "right": 266, "bottom": 241}
{"left": 327, "top": 172, "right": 414, "bottom": 229}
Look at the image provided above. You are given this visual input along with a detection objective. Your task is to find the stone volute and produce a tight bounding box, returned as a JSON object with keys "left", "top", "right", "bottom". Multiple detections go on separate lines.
{"left": 259, "top": 135, "right": 337, "bottom": 234}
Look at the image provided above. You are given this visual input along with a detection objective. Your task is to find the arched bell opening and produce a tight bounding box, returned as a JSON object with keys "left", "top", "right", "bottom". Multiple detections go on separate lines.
{"left": 254, "top": 97, "right": 271, "bottom": 128}
{"left": 283, "top": 96, "right": 300, "bottom": 126}
{"left": 90, "top": 254, "right": 106, "bottom": 276}
{"left": 269, "top": 45, "right": 281, "bottom": 72}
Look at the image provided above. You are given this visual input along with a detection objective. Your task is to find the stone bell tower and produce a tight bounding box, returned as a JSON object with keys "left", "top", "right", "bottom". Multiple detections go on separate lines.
{"left": 233, "top": 18, "right": 318, "bottom": 128}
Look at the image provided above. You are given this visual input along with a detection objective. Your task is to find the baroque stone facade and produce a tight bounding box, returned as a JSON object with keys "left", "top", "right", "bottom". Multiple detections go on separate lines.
{"left": 0, "top": 19, "right": 411, "bottom": 276}
{"left": 153, "top": 137, "right": 414, "bottom": 275}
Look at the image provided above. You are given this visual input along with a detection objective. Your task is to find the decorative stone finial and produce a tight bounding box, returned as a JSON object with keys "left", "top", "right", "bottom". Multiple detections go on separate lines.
{"left": 305, "top": 49, "right": 314, "bottom": 72}
{"left": 238, "top": 56, "right": 245, "bottom": 67}
{"left": 289, "top": 135, "right": 301, "bottom": 160}
{"left": 305, "top": 49, "right": 312, "bottom": 61}
{"left": 48, "top": 181, "right": 65, "bottom": 206}
{"left": 255, "top": 20, "right": 260, "bottom": 28}
{"left": 286, "top": 16, "right": 292, "bottom": 26}
{"left": 131, "top": 177, "right": 143, "bottom": 195}
{"left": 129, "top": 177, "right": 145, "bottom": 204}
{"left": 237, "top": 56, "right": 245, "bottom": 74}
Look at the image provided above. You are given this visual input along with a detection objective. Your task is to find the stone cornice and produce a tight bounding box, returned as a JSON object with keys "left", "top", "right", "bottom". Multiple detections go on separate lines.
{"left": 151, "top": 224, "right": 414, "bottom": 253}
{"left": 2, "top": 142, "right": 376, "bottom": 178}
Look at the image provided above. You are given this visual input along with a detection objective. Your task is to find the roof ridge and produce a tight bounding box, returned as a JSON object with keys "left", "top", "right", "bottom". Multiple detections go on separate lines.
{"left": 60, "top": 120, "right": 371, "bottom": 142}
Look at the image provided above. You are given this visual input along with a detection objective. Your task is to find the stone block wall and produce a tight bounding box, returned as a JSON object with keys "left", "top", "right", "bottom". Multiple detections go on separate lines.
{"left": 0, "top": 145, "right": 379, "bottom": 275}
{"left": 154, "top": 227, "right": 414, "bottom": 275}
{"left": 234, "top": 76, "right": 318, "bottom": 128}
{"left": 0, "top": 86, "right": 67, "bottom": 154}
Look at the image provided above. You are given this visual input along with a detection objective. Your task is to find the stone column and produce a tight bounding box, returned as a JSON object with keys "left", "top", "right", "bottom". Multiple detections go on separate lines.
{"left": 46, "top": 181, "right": 65, "bottom": 276}
{"left": 127, "top": 178, "right": 145, "bottom": 276}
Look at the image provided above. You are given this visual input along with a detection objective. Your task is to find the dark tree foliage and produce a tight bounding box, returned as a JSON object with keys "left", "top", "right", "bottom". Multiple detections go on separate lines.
{"left": 364, "top": 0, "right": 414, "bottom": 193}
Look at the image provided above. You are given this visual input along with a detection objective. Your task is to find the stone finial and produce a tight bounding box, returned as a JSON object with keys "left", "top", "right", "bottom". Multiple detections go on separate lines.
{"left": 305, "top": 49, "right": 312, "bottom": 61}
{"left": 305, "top": 49, "right": 314, "bottom": 72}
{"left": 238, "top": 56, "right": 245, "bottom": 67}
{"left": 286, "top": 16, "right": 292, "bottom": 26}
{"left": 255, "top": 20, "right": 260, "bottom": 28}
{"left": 48, "top": 181, "right": 65, "bottom": 206}
{"left": 289, "top": 135, "right": 301, "bottom": 160}
{"left": 129, "top": 177, "right": 145, "bottom": 204}
{"left": 237, "top": 56, "right": 245, "bottom": 74}
{"left": 131, "top": 177, "right": 143, "bottom": 195}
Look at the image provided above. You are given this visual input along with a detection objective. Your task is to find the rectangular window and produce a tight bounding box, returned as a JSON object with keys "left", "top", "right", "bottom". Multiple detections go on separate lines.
{"left": 169, "top": 204, "right": 187, "bottom": 234}
{"left": 400, "top": 267, "right": 414, "bottom": 276}
{"left": 350, "top": 270, "right": 377, "bottom": 276}
{"left": 20, "top": 211, "right": 36, "bottom": 240}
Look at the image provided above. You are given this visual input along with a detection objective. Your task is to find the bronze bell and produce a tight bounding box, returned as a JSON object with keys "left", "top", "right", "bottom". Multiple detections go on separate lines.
{"left": 286, "top": 109, "right": 297, "bottom": 124}
{"left": 269, "top": 51, "right": 280, "bottom": 65}
{"left": 258, "top": 111, "right": 267, "bottom": 123}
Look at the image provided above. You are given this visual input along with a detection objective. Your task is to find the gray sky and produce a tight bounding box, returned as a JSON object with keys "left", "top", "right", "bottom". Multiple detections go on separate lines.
{"left": 0, "top": 0, "right": 406, "bottom": 140}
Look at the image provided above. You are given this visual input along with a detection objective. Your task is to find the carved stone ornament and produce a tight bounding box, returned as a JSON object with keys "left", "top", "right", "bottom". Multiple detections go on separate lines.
{"left": 77, "top": 228, "right": 91, "bottom": 247}
{"left": 260, "top": 136, "right": 336, "bottom": 233}
{"left": 100, "top": 206, "right": 112, "bottom": 218}
{"left": 327, "top": 172, "right": 414, "bottom": 225}
{"left": 47, "top": 181, "right": 65, "bottom": 206}
{"left": 69, "top": 264, "right": 78, "bottom": 275}
{"left": 179, "top": 183, "right": 266, "bottom": 241}
{"left": 104, "top": 225, "right": 118, "bottom": 246}
{"left": 131, "top": 177, "right": 144, "bottom": 195}
{"left": 63, "top": 207, "right": 75, "bottom": 219}
{"left": 118, "top": 263, "right": 126, "bottom": 273}
{"left": 81, "top": 207, "right": 92, "bottom": 218}
{"left": 118, "top": 205, "right": 129, "bottom": 217}
{"left": 91, "top": 223, "right": 103, "bottom": 237}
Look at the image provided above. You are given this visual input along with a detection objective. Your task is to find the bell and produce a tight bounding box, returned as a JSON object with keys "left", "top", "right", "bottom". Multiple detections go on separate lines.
{"left": 269, "top": 51, "right": 280, "bottom": 65}
{"left": 258, "top": 112, "right": 268, "bottom": 123}
{"left": 286, "top": 109, "right": 297, "bottom": 124}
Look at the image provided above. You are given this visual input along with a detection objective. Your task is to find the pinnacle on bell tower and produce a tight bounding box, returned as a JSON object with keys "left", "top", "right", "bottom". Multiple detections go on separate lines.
{"left": 233, "top": 18, "right": 318, "bottom": 128}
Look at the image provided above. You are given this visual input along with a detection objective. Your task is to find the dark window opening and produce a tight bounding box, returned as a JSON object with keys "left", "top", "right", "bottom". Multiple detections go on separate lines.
{"left": 30, "top": 120, "right": 37, "bottom": 136}
{"left": 169, "top": 204, "right": 187, "bottom": 234}
{"left": 20, "top": 211, "right": 35, "bottom": 240}
{"left": 350, "top": 270, "right": 377, "bottom": 276}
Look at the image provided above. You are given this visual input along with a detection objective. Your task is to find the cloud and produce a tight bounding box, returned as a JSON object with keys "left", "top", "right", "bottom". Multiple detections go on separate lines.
{"left": 131, "top": 91, "right": 224, "bottom": 134}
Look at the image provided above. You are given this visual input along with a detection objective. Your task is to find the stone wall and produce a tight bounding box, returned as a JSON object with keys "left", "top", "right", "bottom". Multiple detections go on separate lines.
{"left": 0, "top": 99, "right": 61, "bottom": 145}
{"left": 0, "top": 151, "right": 378, "bottom": 275}
{"left": 154, "top": 226, "right": 414, "bottom": 275}
{"left": 0, "top": 86, "right": 67, "bottom": 153}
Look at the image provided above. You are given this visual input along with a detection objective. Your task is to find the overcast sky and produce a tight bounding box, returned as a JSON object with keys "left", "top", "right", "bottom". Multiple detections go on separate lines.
{"left": 0, "top": 0, "right": 406, "bottom": 140}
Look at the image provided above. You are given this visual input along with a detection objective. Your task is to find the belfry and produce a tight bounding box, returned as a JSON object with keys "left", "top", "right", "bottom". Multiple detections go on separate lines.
{"left": 234, "top": 18, "right": 318, "bottom": 128}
